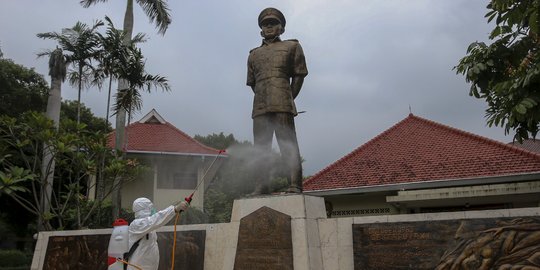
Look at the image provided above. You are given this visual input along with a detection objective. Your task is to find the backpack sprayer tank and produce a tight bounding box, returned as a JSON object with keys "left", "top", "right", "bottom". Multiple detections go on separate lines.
{"left": 107, "top": 219, "right": 129, "bottom": 270}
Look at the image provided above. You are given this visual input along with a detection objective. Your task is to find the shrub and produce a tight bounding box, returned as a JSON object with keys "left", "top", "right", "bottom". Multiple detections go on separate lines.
{"left": 62, "top": 199, "right": 134, "bottom": 229}
{"left": 0, "top": 249, "right": 31, "bottom": 267}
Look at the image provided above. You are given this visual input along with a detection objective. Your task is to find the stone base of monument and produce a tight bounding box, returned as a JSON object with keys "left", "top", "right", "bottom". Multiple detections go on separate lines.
{"left": 229, "top": 194, "right": 326, "bottom": 270}
{"left": 30, "top": 194, "right": 327, "bottom": 270}
{"left": 32, "top": 194, "right": 540, "bottom": 270}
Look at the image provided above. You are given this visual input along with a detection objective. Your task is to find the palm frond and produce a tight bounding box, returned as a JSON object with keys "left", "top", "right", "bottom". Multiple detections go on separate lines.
{"left": 113, "top": 88, "right": 142, "bottom": 116}
{"left": 137, "top": 0, "right": 171, "bottom": 35}
{"left": 143, "top": 74, "right": 170, "bottom": 92}
{"left": 67, "top": 65, "right": 97, "bottom": 90}
{"left": 37, "top": 32, "right": 63, "bottom": 40}
{"left": 36, "top": 49, "right": 54, "bottom": 59}
{"left": 79, "top": 0, "right": 109, "bottom": 9}
{"left": 131, "top": 33, "right": 148, "bottom": 44}
{"left": 111, "top": 45, "right": 170, "bottom": 116}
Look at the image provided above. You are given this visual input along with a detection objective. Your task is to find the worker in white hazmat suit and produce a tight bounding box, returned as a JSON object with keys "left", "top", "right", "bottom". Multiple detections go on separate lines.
{"left": 127, "top": 197, "right": 188, "bottom": 270}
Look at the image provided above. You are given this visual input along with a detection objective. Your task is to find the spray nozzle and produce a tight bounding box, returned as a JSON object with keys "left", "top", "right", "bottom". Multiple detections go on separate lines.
{"left": 185, "top": 193, "right": 194, "bottom": 204}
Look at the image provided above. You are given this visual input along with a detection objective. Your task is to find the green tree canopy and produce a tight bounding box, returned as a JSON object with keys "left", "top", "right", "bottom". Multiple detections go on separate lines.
{"left": 456, "top": 0, "right": 540, "bottom": 142}
{"left": 37, "top": 20, "right": 104, "bottom": 125}
{"left": 61, "top": 100, "right": 111, "bottom": 133}
{"left": 0, "top": 112, "right": 139, "bottom": 230}
{"left": 0, "top": 57, "right": 48, "bottom": 117}
{"left": 194, "top": 132, "right": 250, "bottom": 150}
{"left": 0, "top": 53, "right": 110, "bottom": 132}
{"left": 0, "top": 56, "right": 117, "bottom": 232}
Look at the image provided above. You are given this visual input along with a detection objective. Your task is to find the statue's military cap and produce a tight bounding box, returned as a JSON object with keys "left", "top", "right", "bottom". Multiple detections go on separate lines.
{"left": 258, "top": 7, "right": 286, "bottom": 28}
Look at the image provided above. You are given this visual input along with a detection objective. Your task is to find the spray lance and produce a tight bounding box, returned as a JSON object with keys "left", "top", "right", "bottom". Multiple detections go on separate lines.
{"left": 182, "top": 149, "right": 226, "bottom": 205}
{"left": 170, "top": 149, "right": 226, "bottom": 270}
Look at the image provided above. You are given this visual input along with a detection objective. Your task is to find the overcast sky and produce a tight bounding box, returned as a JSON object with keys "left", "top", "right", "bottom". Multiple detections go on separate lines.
{"left": 0, "top": 1, "right": 511, "bottom": 175}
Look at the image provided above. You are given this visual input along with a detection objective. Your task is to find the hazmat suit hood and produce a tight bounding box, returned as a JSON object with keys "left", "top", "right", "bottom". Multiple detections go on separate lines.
{"left": 132, "top": 197, "right": 154, "bottom": 219}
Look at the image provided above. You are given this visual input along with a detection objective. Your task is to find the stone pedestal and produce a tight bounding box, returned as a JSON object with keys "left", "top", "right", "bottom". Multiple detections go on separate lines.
{"left": 230, "top": 194, "right": 326, "bottom": 270}
{"left": 32, "top": 196, "right": 540, "bottom": 270}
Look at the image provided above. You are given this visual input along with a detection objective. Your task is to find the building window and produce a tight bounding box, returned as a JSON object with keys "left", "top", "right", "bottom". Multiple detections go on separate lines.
{"left": 172, "top": 171, "right": 197, "bottom": 189}
{"left": 156, "top": 158, "right": 199, "bottom": 189}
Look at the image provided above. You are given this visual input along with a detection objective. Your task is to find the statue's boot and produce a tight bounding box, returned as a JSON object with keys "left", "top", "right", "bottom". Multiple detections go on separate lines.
{"left": 250, "top": 182, "right": 270, "bottom": 196}
{"left": 250, "top": 184, "right": 264, "bottom": 196}
{"left": 286, "top": 166, "right": 303, "bottom": 193}
{"left": 286, "top": 185, "right": 302, "bottom": 193}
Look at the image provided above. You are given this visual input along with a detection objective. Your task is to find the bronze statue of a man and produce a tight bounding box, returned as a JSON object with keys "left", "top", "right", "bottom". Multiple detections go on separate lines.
{"left": 247, "top": 7, "right": 308, "bottom": 194}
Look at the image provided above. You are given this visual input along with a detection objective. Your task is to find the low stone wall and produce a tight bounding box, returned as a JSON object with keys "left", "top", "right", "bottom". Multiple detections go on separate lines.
{"left": 320, "top": 207, "right": 540, "bottom": 270}
{"left": 31, "top": 225, "right": 208, "bottom": 270}
{"left": 31, "top": 195, "right": 540, "bottom": 270}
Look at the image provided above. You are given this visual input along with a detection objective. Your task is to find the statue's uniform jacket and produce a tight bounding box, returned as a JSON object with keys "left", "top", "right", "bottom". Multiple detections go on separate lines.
{"left": 247, "top": 38, "right": 308, "bottom": 118}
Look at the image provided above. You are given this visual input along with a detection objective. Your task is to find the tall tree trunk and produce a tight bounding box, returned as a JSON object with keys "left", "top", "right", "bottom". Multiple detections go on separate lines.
{"left": 76, "top": 62, "right": 84, "bottom": 227}
{"left": 77, "top": 63, "right": 83, "bottom": 125}
{"left": 115, "top": 0, "right": 134, "bottom": 152}
{"left": 105, "top": 75, "right": 113, "bottom": 132}
{"left": 40, "top": 61, "right": 63, "bottom": 231}
{"left": 112, "top": 0, "right": 134, "bottom": 220}
{"left": 97, "top": 75, "right": 114, "bottom": 202}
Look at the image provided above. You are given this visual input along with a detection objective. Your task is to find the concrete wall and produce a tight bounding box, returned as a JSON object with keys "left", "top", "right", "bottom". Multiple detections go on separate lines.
{"left": 319, "top": 206, "right": 540, "bottom": 270}
{"left": 31, "top": 195, "right": 540, "bottom": 270}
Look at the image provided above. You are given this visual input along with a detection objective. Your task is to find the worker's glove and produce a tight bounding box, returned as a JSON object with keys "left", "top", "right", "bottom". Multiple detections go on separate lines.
{"left": 174, "top": 201, "right": 189, "bottom": 213}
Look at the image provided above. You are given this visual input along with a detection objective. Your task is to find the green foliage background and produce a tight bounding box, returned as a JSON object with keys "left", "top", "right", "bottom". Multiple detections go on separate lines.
{"left": 456, "top": 0, "right": 540, "bottom": 142}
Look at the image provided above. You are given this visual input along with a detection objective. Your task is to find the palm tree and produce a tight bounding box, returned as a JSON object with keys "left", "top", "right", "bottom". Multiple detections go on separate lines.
{"left": 113, "top": 46, "right": 170, "bottom": 126}
{"left": 93, "top": 16, "right": 146, "bottom": 201}
{"left": 95, "top": 16, "right": 146, "bottom": 130}
{"left": 81, "top": 0, "right": 171, "bottom": 152}
{"left": 104, "top": 45, "right": 170, "bottom": 218}
{"left": 39, "top": 48, "right": 66, "bottom": 230}
{"left": 38, "top": 20, "right": 104, "bottom": 125}
{"left": 81, "top": 0, "right": 171, "bottom": 219}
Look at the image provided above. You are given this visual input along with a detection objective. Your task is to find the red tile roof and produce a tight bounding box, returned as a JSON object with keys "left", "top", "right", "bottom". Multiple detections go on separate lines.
{"left": 303, "top": 114, "right": 540, "bottom": 191}
{"left": 510, "top": 139, "right": 540, "bottom": 154}
{"left": 107, "top": 116, "right": 221, "bottom": 156}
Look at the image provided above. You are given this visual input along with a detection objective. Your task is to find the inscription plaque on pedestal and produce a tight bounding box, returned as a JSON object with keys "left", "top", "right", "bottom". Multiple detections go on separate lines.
{"left": 353, "top": 217, "right": 540, "bottom": 270}
{"left": 234, "top": 206, "right": 293, "bottom": 270}
{"left": 43, "top": 235, "right": 110, "bottom": 270}
{"left": 41, "top": 230, "right": 205, "bottom": 270}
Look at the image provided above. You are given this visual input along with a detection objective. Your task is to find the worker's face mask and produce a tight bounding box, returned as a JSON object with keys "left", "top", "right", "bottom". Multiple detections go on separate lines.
{"left": 151, "top": 207, "right": 157, "bottom": 216}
